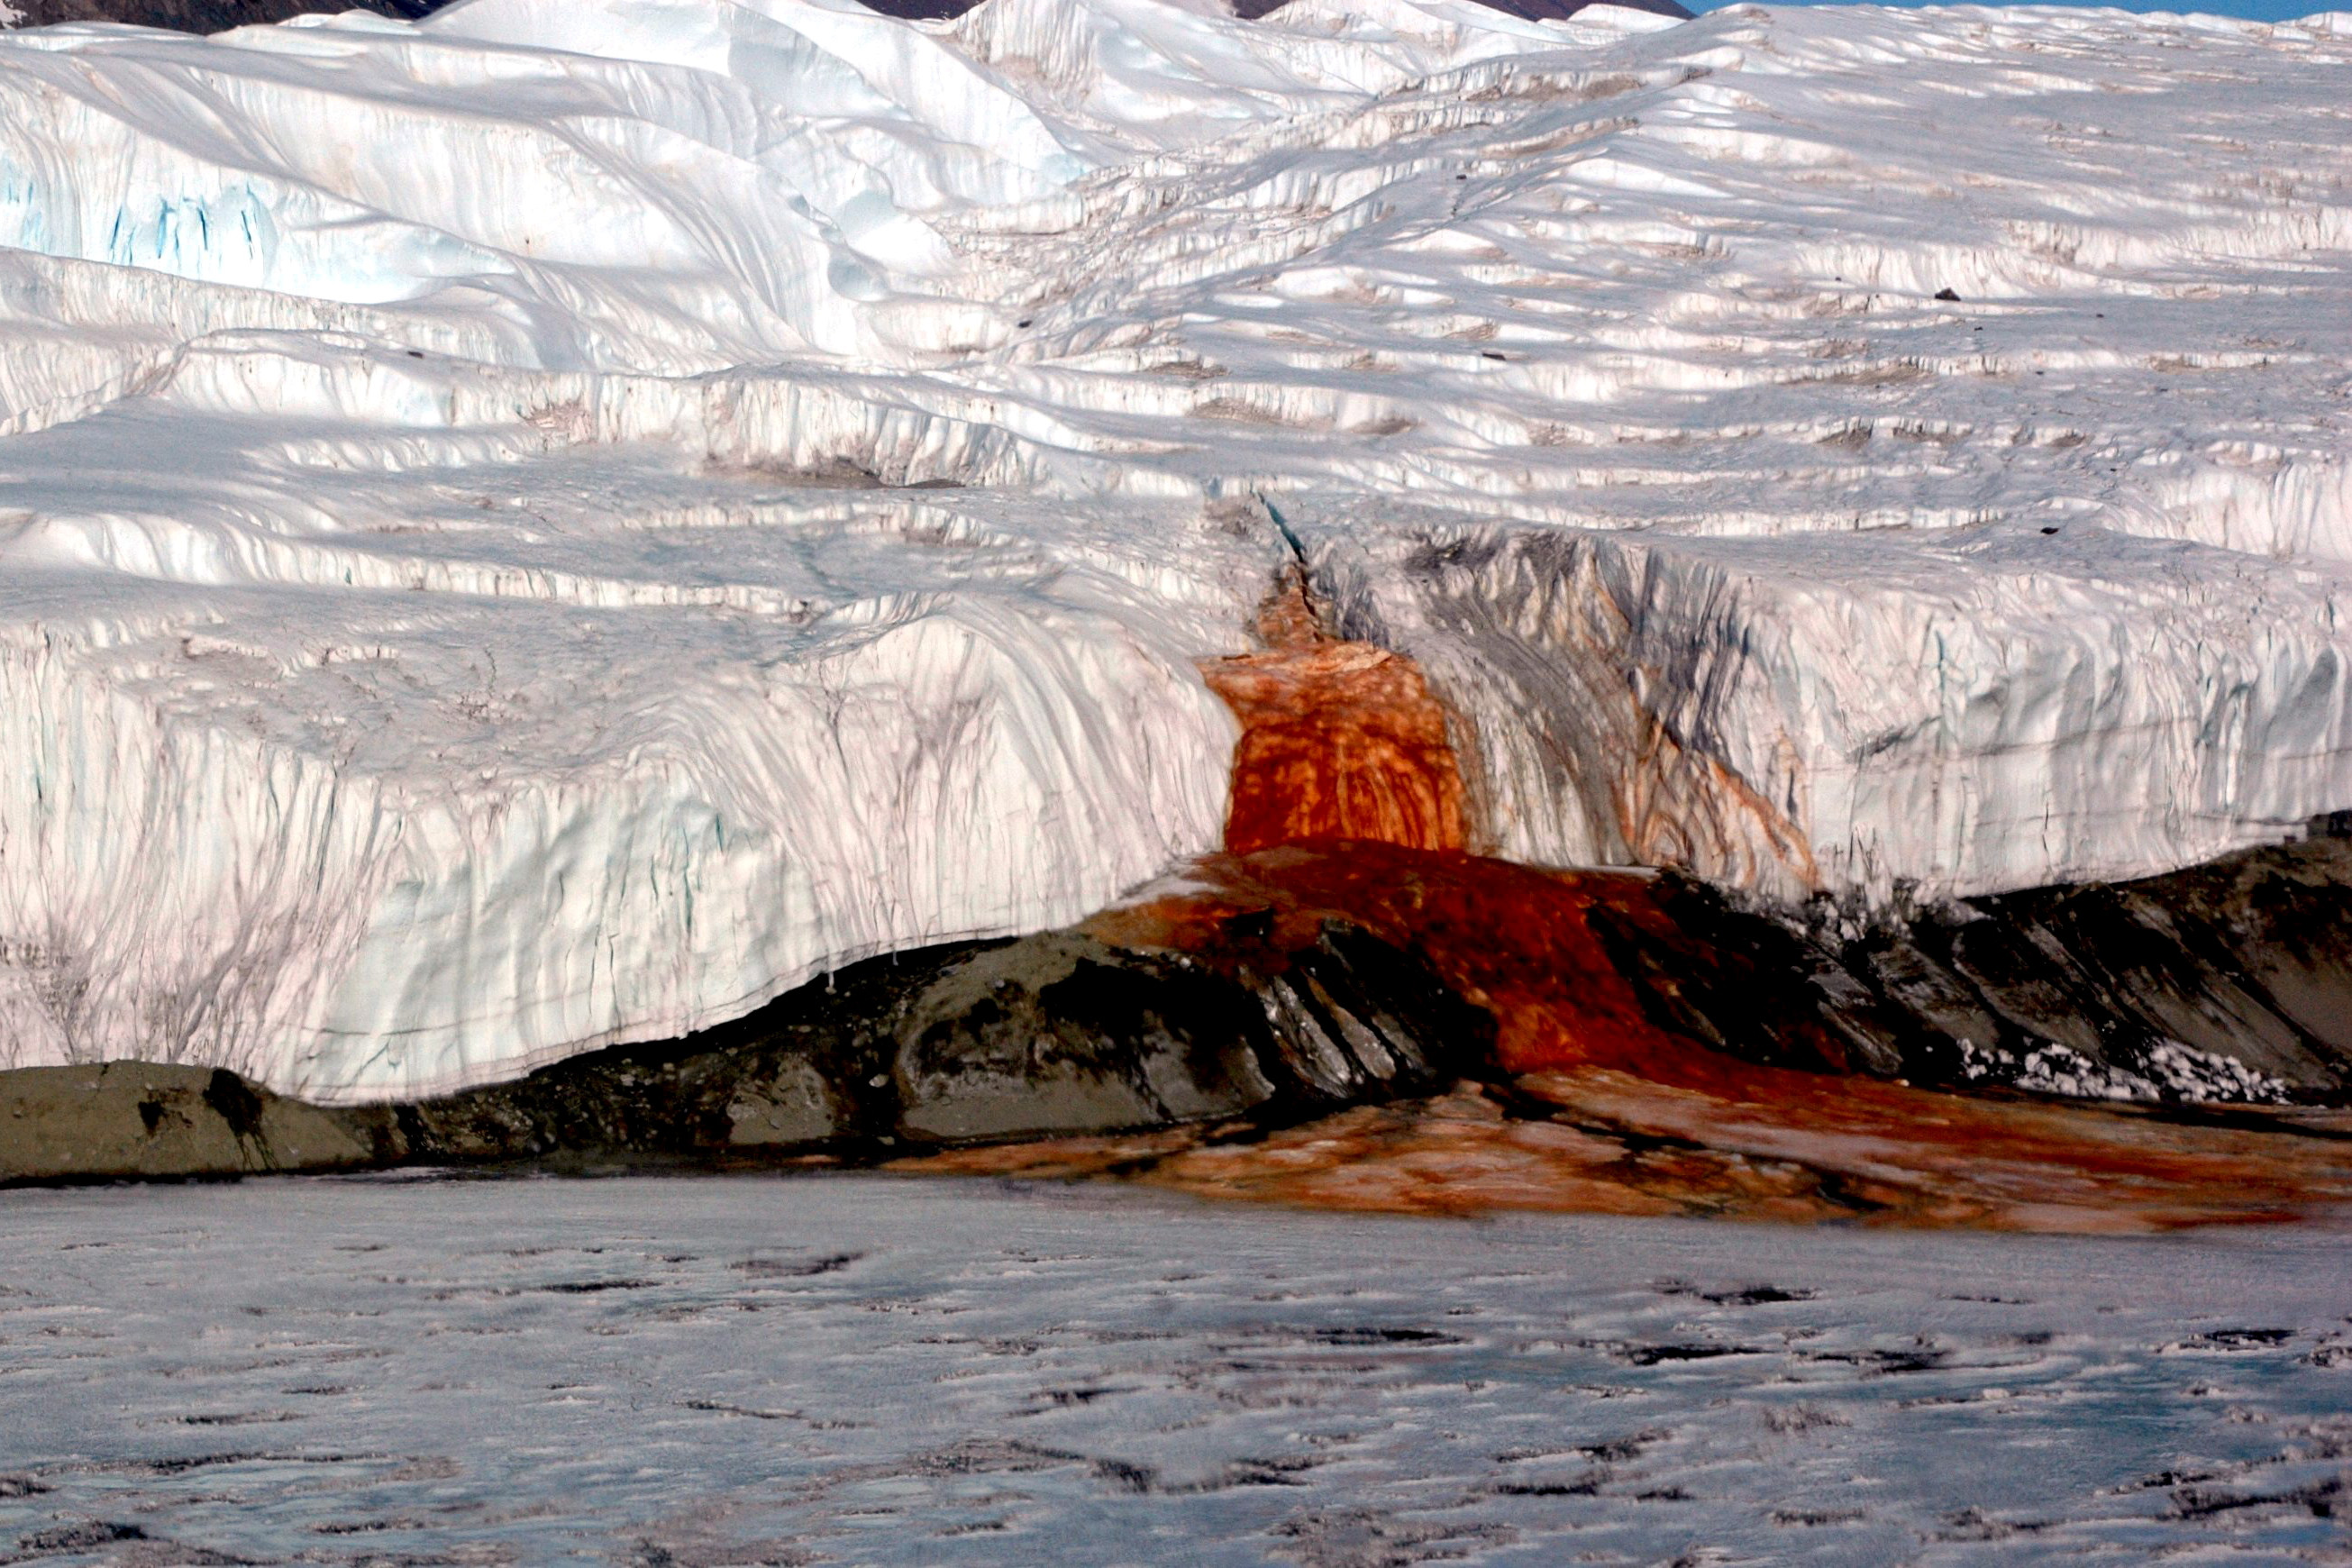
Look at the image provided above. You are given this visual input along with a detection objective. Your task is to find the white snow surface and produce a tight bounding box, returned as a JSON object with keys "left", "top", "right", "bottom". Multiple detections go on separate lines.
{"left": 0, "top": 0, "right": 2348, "bottom": 1096}
{"left": 4, "top": 1176, "right": 2352, "bottom": 1564}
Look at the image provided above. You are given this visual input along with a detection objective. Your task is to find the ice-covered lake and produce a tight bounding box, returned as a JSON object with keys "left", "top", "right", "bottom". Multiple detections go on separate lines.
{"left": 2, "top": 1174, "right": 2347, "bottom": 1565}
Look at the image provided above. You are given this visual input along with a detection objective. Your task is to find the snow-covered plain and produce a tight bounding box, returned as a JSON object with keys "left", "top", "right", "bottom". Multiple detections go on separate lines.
{"left": 1, "top": 0, "right": 2348, "bottom": 1096}
{"left": 2, "top": 1175, "right": 2349, "bottom": 1565}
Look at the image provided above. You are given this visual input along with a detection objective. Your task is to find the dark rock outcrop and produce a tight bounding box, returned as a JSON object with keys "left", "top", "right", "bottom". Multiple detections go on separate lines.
{"left": 5, "top": 831, "right": 2347, "bottom": 1187}
{"left": 5, "top": 0, "right": 1691, "bottom": 35}
{"left": 1609, "top": 831, "right": 2352, "bottom": 1106}
{"left": 2, "top": 916, "right": 1492, "bottom": 1183}
{"left": 5, "top": 0, "right": 435, "bottom": 29}
{"left": 0, "top": 1063, "right": 380, "bottom": 1181}
{"left": 388, "top": 914, "right": 1490, "bottom": 1168}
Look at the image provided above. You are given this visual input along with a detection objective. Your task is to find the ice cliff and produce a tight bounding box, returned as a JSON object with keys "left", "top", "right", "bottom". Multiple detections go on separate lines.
{"left": 0, "top": 0, "right": 2347, "bottom": 1097}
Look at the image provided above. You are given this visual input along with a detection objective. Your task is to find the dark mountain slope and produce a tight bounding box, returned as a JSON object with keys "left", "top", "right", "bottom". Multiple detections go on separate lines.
{"left": 7, "top": 0, "right": 1690, "bottom": 33}
{"left": 7, "top": 0, "right": 434, "bottom": 25}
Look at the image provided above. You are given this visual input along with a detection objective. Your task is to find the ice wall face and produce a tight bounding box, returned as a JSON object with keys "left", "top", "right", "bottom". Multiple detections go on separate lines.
{"left": 1313, "top": 518, "right": 2352, "bottom": 898}
{"left": 0, "top": 462, "right": 1253, "bottom": 1098}
{"left": 0, "top": 0, "right": 2347, "bottom": 1095}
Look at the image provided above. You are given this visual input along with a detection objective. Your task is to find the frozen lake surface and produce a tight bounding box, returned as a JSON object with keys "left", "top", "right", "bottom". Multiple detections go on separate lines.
{"left": 1, "top": 1174, "right": 2347, "bottom": 1565}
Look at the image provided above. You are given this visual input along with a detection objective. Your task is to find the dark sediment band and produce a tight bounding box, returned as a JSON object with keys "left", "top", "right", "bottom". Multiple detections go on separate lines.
{"left": 0, "top": 910, "right": 1494, "bottom": 1184}
{"left": 5, "top": 831, "right": 2350, "bottom": 1226}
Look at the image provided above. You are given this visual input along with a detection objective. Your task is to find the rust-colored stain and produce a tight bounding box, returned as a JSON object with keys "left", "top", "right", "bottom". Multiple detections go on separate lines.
{"left": 1089, "top": 842, "right": 2352, "bottom": 1230}
{"left": 902, "top": 1079, "right": 2352, "bottom": 1232}
{"left": 1085, "top": 844, "right": 1674, "bottom": 1080}
{"left": 1201, "top": 574, "right": 1466, "bottom": 855}
{"left": 1618, "top": 711, "right": 1824, "bottom": 893}
{"left": 913, "top": 579, "right": 2352, "bottom": 1232}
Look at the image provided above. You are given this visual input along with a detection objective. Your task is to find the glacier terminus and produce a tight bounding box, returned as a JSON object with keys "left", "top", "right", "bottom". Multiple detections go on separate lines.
{"left": 0, "top": 0, "right": 2347, "bottom": 1102}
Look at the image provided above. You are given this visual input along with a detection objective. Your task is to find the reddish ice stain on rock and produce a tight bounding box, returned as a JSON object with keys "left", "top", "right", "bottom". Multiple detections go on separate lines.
{"left": 1069, "top": 843, "right": 2352, "bottom": 1229}
{"left": 1202, "top": 578, "right": 1467, "bottom": 858}
{"left": 1033, "top": 588, "right": 2352, "bottom": 1230}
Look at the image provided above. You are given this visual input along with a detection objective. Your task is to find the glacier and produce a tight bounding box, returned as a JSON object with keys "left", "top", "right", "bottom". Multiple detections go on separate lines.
{"left": 0, "top": 0, "right": 2347, "bottom": 1099}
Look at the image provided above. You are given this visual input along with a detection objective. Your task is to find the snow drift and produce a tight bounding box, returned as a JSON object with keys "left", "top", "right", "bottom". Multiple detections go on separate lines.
{"left": 0, "top": 0, "right": 2347, "bottom": 1097}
